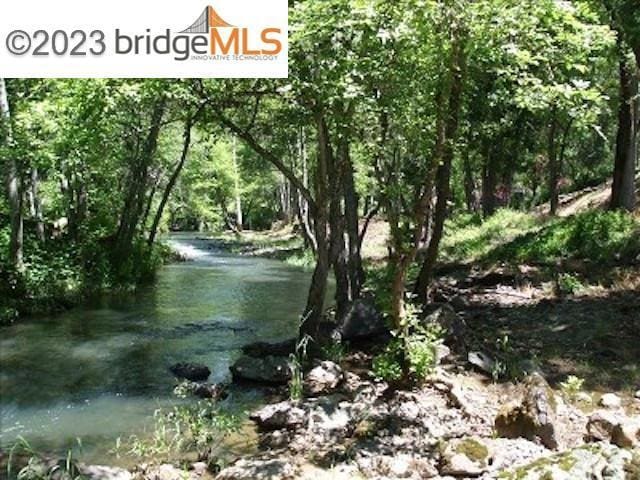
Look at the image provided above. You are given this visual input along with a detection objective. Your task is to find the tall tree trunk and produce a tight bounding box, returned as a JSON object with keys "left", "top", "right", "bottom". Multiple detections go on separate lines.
{"left": 548, "top": 109, "right": 559, "bottom": 216}
{"left": 413, "top": 30, "right": 466, "bottom": 302}
{"left": 481, "top": 145, "right": 498, "bottom": 218}
{"left": 29, "top": 167, "right": 45, "bottom": 242}
{"left": 232, "top": 135, "right": 243, "bottom": 230}
{"left": 610, "top": 53, "right": 638, "bottom": 211}
{"left": 340, "top": 139, "right": 364, "bottom": 301}
{"left": 1, "top": 78, "right": 24, "bottom": 271}
{"left": 115, "top": 97, "right": 166, "bottom": 260}
{"left": 462, "top": 151, "right": 476, "bottom": 213}
{"left": 301, "top": 112, "right": 331, "bottom": 340}
{"left": 296, "top": 128, "right": 317, "bottom": 252}
{"left": 148, "top": 114, "right": 195, "bottom": 246}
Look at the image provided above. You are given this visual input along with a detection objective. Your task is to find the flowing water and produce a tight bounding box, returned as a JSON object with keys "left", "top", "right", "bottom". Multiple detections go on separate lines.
{"left": 0, "top": 234, "right": 315, "bottom": 464}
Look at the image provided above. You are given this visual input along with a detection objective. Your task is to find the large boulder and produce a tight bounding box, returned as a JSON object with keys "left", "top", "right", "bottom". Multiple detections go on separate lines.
{"left": 439, "top": 438, "right": 490, "bottom": 477}
{"left": 333, "top": 299, "right": 388, "bottom": 340}
{"left": 304, "top": 361, "right": 343, "bottom": 395}
{"left": 250, "top": 401, "right": 306, "bottom": 431}
{"left": 494, "top": 373, "right": 559, "bottom": 449}
{"left": 496, "top": 443, "right": 634, "bottom": 480}
{"left": 586, "top": 410, "right": 640, "bottom": 448}
{"left": 421, "top": 304, "right": 467, "bottom": 351}
{"left": 230, "top": 355, "right": 290, "bottom": 384}
{"left": 169, "top": 362, "right": 211, "bottom": 382}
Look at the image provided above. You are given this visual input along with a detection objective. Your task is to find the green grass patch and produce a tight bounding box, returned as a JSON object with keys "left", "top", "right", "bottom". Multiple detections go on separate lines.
{"left": 486, "top": 210, "right": 640, "bottom": 265}
{"left": 439, "top": 209, "right": 539, "bottom": 263}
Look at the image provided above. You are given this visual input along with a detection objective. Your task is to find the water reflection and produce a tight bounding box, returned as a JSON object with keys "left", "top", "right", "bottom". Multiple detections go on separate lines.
{"left": 0, "top": 234, "right": 314, "bottom": 460}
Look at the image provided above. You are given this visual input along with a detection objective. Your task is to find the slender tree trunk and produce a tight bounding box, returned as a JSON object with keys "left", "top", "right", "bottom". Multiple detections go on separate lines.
{"left": 301, "top": 112, "right": 331, "bottom": 340}
{"left": 1, "top": 78, "right": 24, "bottom": 271}
{"left": 340, "top": 139, "right": 364, "bottom": 300}
{"left": 462, "top": 151, "right": 476, "bottom": 213}
{"left": 610, "top": 54, "right": 638, "bottom": 211}
{"left": 29, "top": 167, "right": 45, "bottom": 242}
{"left": 413, "top": 31, "right": 466, "bottom": 301}
{"left": 232, "top": 135, "right": 243, "bottom": 230}
{"left": 548, "top": 109, "right": 560, "bottom": 216}
{"left": 296, "top": 128, "right": 317, "bottom": 252}
{"left": 481, "top": 146, "right": 498, "bottom": 218}
{"left": 148, "top": 115, "right": 195, "bottom": 246}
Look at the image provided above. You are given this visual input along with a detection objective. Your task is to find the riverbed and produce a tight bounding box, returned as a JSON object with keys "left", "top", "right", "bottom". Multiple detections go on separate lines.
{"left": 0, "top": 234, "right": 314, "bottom": 464}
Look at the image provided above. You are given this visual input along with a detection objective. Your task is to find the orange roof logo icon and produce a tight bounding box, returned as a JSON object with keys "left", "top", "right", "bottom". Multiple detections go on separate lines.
{"left": 181, "top": 6, "right": 234, "bottom": 33}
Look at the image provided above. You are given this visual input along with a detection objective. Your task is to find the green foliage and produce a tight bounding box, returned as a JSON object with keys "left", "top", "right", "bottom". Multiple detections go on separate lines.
{"left": 559, "top": 375, "right": 585, "bottom": 402}
{"left": 6, "top": 437, "right": 83, "bottom": 480}
{"left": 288, "top": 332, "right": 311, "bottom": 401}
{"left": 372, "top": 304, "right": 444, "bottom": 382}
{"left": 114, "top": 402, "right": 242, "bottom": 464}
{"left": 557, "top": 273, "right": 585, "bottom": 295}
{"left": 321, "top": 342, "right": 347, "bottom": 363}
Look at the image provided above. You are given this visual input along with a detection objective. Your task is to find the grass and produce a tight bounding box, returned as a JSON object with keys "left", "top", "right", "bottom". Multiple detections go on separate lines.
{"left": 440, "top": 208, "right": 640, "bottom": 267}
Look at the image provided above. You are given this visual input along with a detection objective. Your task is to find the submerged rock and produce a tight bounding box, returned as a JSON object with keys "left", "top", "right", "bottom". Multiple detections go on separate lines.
{"left": 169, "top": 362, "right": 211, "bottom": 382}
{"left": 304, "top": 361, "right": 343, "bottom": 395}
{"left": 230, "top": 355, "right": 290, "bottom": 384}
{"left": 250, "top": 401, "right": 306, "bottom": 431}
{"left": 175, "top": 380, "right": 227, "bottom": 400}
{"left": 494, "top": 373, "right": 559, "bottom": 449}
{"left": 242, "top": 339, "right": 296, "bottom": 358}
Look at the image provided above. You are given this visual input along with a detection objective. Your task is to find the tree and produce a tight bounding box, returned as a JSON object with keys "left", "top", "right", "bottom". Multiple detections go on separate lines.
{"left": 0, "top": 78, "right": 24, "bottom": 271}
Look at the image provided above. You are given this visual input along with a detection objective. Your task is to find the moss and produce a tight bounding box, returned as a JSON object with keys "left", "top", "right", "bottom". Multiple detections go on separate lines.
{"left": 455, "top": 438, "right": 489, "bottom": 464}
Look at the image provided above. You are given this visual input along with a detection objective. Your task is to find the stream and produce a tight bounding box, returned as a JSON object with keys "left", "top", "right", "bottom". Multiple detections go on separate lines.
{"left": 0, "top": 234, "right": 315, "bottom": 464}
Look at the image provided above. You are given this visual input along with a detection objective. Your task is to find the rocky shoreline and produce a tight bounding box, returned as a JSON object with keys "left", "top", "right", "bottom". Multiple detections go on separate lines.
{"left": 63, "top": 301, "right": 640, "bottom": 480}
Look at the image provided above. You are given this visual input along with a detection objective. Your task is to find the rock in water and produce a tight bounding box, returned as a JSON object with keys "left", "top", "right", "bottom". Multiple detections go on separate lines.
{"left": 494, "top": 373, "right": 559, "bottom": 449}
{"left": 169, "top": 362, "right": 211, "bottom": 382}
{"left": 250, "top": 401, "right": 306, "bottom": 431}
{"left": 304, "top": 361, "right": 343, "bottom": 395}
{"left": 230, "top": 355, "right": 290, "bottom": 384}
{"left": 334, "top": 298, "right": 388, "bottom": 340}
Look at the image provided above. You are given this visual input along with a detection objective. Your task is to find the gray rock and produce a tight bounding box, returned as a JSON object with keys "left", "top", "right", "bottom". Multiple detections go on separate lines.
{"left": 169, "top": 362, "right": 211, "bottom": 382}
{"left": 494, "top": 373, "right": 559, "bottom": 449}
{"left": 435, "top": 343, "right": 452, "bottom": 364}
{"left": 334, "top": 299, "right": 388, "bottom": 340}
{"left": 174, "top": 380, "right": 226, "bottom": 400}
{"left": 304, "top": 361, "right": 343, "bottom": 395}
{"left": 79, "top": 465, "right": 132, "bottom": 480}
{"left": 599, "top": 392, "right": 622, "bottom": 409}
{"left": 230, "top": 355, "right": 290, "bottom": 384}
{"left": 215, "top": 457, "right": 297, "bottom": 480}
{"left": 468, "top": 351, "right": 496, "bottom": 376}
{"left": 496, "top": 443, "right": 633, "bottom": 480}
{"left": 587, "top": 410, "right": 640, "bottom": 448}
{"left": 439, "top": 438, "right": 490, "bottom": 477}
{"left": 421, "top": 304, "right": 467, "bottom": 350}
{"left": 250, "top": 401, "right": 306, "bottom": 431}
